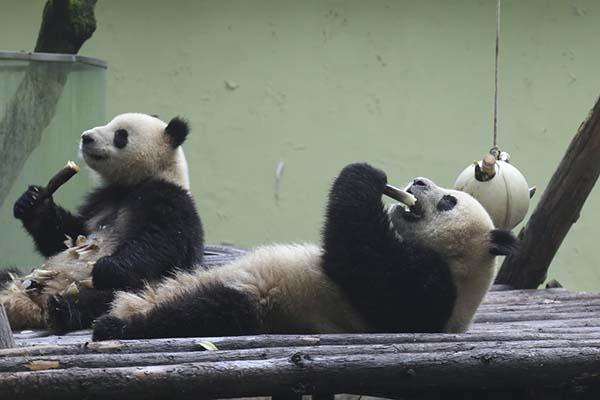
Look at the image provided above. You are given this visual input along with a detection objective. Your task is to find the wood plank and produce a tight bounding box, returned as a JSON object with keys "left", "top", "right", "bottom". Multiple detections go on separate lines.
{"left": 3, "top": 340, "right": 600, "bottom": 372}
{"left": 2, "top": 347, "right": 600, "bottom": 400}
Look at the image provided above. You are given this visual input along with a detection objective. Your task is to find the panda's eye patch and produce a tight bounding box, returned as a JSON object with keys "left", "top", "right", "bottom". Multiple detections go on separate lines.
{"left": 114, "top": 129, "right": 129, "bottom": 149}
{"left": 437, "top": 195, "right": 457, "bottom": 211}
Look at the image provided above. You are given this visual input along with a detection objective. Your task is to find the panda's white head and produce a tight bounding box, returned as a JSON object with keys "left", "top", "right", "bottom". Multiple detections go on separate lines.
{"left": 79, "top": 113, "right": 190, "bottom": 189}
{"left": 388, "top": 177, "right": 516, "bottom": 278}
{"left": 387, "top": 177, "right": 517, "bottom": 332}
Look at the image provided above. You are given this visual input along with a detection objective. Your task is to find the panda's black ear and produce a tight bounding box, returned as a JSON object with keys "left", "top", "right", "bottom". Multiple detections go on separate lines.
{"left": 165, "top": 116, "right": 190, "bottom": 148}
{"left": 489, "top": 229, "right": 519, "bottom": 256}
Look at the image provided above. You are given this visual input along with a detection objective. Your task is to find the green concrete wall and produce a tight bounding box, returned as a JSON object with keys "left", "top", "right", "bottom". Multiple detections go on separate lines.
{"left": 1, "top": 0, "right": 600, "bottom": 290}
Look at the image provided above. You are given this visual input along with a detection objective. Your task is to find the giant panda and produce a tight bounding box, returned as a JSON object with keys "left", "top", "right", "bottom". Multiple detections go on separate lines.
{"left": 0, "top": 113, "right": 204, "bottom": 332}
{"left": 92, "top": 162, "right": 516, "bottom": 340}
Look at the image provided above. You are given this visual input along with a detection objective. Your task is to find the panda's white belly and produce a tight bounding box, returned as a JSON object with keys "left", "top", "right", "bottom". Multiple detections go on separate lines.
{"left": 443, "top": 258, "right": 496, "bottom": 333}
{"left": 221, "top": 244, "right": 368, "bottom": 333}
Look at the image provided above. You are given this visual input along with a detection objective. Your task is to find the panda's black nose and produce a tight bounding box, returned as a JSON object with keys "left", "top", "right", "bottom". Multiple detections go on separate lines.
{"left": 81, "top": 134, "right": 94, "bottom": 145}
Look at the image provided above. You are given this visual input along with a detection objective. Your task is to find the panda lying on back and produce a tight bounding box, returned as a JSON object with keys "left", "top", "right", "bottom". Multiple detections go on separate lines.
{"left": 1, "top": 113, "right": 203, "bottom": 332}
{"left": 93, "top": 163, "right": 516, "bottom": 340}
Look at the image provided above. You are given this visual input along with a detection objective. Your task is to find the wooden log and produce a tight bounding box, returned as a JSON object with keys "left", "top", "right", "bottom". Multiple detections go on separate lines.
{"left": 489, "top": 284, "right": 514, "bottom": 292}
{"left": 0, "top": 305, "right": 14, "bottom": 349}
{"left": 1, "top": 347, "right": 600, "bottom": 399}
{"left": 496, "top": 96, "right": 600, "bottom": 288}
{"left": 470, "top": 324, "right": 600, "bottom": 333}
{"left": 483, "top": 289, "right": 600, "bottom": 304}
{"left": 14, "top": 313, "right": 600, "bottom": 346}
{"left": 12, "top": 330, "right": 54, "bottom": 340}
{"left": 3, "top": 340, "right": 600, "bottom": 373}
{"left": 474, "top": 311, "right": 600, "bottom": 323}
{"left": 478, "top": 299, "right": 600, "bottom": 311}
{"left": 7, "top": 331, "right": 600, "bottom": 357}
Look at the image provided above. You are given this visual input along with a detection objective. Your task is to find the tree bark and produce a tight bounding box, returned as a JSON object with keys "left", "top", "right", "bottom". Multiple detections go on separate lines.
{"left": 1, "top": 347, "right": 599, "bottom": 400}
{"left": 0, "top": 305, "right": 15, "bottom": 349}
{"left": 0, "top": 0, "right": 98, "bottom": 207}
{"left": 496, "top": 95, "right": 600, "bottom": 288}
{"left": 6, "top": 331, "right": 600, "bottom": 357}
{"left": 2, "top": 340, "right": 600, "bottom": 373}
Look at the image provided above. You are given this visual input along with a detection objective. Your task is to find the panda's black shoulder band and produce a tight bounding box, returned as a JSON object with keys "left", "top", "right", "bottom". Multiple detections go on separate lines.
{"left": 165, "top": 116, "right": 190, "bottom": 147}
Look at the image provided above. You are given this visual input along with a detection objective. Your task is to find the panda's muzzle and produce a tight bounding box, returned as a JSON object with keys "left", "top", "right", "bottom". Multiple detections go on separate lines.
{"left": 401, "top": 182, "right": 427, "bottom": 221}
{"left": 402, "top": 203, "right": 424, "bottom": 221}
{"left": 384, "top": 183, "right": 423, "bottom": 222}
{"left": 86, "top": 152, "right": 109, "bottom": 161}
{"left": 81, "top": 145, "right": 109, "bottom": 161}
{"left": 80, "top": 134, "right": 109, "bottom": 161}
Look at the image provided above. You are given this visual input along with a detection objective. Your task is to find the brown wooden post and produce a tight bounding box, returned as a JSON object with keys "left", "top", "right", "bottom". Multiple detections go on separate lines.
{"left": 0, "top": 0, "right": 98, "bottom": 207}
{"left": 0, "top": 304, "right": 15, "bottom": 349}
{"left": 496, "top": 96, "right": 600, "bottom": 288}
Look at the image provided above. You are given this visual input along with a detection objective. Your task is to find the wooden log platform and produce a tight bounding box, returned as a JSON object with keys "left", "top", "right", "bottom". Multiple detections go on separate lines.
{"left": 1, "top": 287, "right": 600, "bottom": 399}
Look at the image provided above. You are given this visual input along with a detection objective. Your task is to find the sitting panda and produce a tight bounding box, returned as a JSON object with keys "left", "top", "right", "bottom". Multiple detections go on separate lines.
{"left": 0, "top": 113, "right": 204, "bottom": 332}
{"left": 93, "top": 162, "right": 516, "bottom": 340}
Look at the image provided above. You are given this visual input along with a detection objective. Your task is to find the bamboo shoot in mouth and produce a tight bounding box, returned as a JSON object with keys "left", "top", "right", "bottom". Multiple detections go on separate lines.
{"left": 384, "top": 184, "right": 417, "bottom": 207}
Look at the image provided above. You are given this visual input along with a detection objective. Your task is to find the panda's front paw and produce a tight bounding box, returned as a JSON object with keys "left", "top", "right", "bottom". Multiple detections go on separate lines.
{"left": 336, "top": 163, "right": 388, "bottom": 198}
{"left": 13, "top": 185, "right": 53, "bottom": 221}
{"left": 92, "top": 257, "right": 129, "bottom": 290}
{"left": 92, "top": 315, "right": 127, "bottom": 341}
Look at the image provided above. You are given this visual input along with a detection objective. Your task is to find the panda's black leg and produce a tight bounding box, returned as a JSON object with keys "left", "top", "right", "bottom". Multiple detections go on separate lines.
{"left": 93, "top": 282, "right": 260, "bottom": 341}
{"left": 46, "top": 288, "right": 114, "bottom": 333}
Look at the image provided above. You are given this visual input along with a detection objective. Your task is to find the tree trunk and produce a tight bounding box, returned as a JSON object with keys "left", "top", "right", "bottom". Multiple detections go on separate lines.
{"left": 0, "top": 0, "right": 97, "bottom": 207}
{"left": 0, "top": 305, "right": 14, "bottom": 349}
{"left": 496, "top": 95, "right": 600, "bottom": 288}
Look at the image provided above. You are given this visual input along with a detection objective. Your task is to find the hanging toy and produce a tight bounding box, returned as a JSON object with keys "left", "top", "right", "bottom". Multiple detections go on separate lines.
{"left": 455, "top": 149, "right": 534, "bottom": 230}
{"left": 453, "top": 0, "right": 534, "bottom": 230}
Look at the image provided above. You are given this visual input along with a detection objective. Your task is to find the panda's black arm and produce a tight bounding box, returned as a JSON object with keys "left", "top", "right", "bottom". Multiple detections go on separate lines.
{"left": 91, "top": 182, "right": 204, "bottom": 290}
{"left": 322, "top": 163, "right": 398, "bottom": 261}
{"left": 14, "top": 186, "right": 88, "bottom": 257}
{"left": 321, "top": 163, "right": 456, "bottom": 332}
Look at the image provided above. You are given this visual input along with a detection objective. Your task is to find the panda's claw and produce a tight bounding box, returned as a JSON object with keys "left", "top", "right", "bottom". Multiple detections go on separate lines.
{"left": 13, "top": 185, "right": 52, "bottom": 220}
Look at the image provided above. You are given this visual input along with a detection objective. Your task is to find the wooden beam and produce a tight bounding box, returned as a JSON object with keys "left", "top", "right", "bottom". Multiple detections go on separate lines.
{"left": 496, "top": 96, "right": 600, "bottom": 288}
{"left": 3, "top": 340, "right": 600, "bottom": 373}
{"left": 6, "top": 331, "right": 600, "bottom": 357}
{"left": 1, "top": 346, "right": 600, "bottom": 399}
{"left": 0, "top": 305, "right": 14, "bottom": 349}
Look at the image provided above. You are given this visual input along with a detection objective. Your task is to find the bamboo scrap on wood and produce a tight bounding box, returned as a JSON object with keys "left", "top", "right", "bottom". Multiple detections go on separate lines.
{"left": 496, "top": 95, "right": 600, "bottom": 288}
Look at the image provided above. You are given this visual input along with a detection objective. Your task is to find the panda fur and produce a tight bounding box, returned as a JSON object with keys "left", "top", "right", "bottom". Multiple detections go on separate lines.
{"left": 0, "top": 113, "right": 204, "bottom": 332}
{"left": 92, "top": 162, "right": 516, "bottom": 340}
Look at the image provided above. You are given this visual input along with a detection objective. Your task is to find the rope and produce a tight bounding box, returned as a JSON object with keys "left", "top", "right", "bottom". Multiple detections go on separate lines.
{"left": 493, "top": 0, "right": 501, "bottom": 148}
